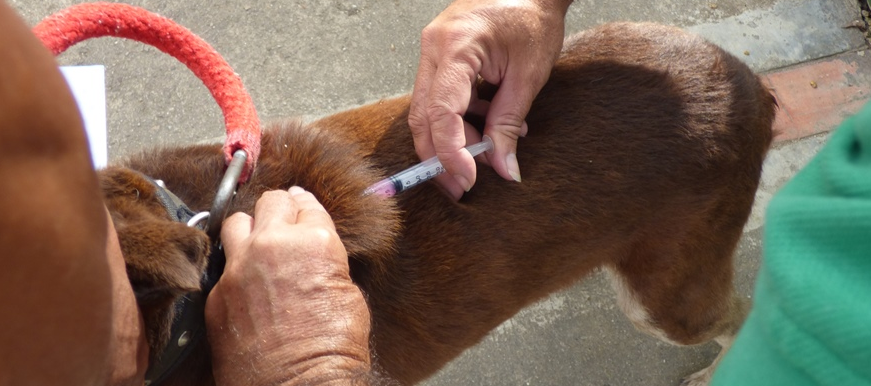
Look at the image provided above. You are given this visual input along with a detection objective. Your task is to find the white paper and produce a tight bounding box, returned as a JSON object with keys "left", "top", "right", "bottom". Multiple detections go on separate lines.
{"left": 60, "top": 65, "right": 107, "bottom": 169}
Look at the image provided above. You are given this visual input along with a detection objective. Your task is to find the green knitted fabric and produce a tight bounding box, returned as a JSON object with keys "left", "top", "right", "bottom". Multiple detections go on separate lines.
{"left": 712, "top": 102, "right": 871, "bottom": 385}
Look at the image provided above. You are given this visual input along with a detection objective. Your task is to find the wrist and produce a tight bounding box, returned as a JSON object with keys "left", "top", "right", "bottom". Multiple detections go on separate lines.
{"left": 531, "top": 0, "right": 573, "bottom": 14}
{"left": 270, "top": 355, "right": 373, "bottom": 386}
{"left": 208, "top": 282, "right": 374, "bottom": 386}
{"left": 213, "top": 342, "right": 373, "bottom": 386}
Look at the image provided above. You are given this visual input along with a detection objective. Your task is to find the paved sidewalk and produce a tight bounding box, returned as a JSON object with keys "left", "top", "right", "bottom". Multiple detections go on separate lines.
{"left": 765, "top": 53, "right": 871, "bottom": 142}
{"left": 13, "top": 0, "right": 870, "bottom": 385}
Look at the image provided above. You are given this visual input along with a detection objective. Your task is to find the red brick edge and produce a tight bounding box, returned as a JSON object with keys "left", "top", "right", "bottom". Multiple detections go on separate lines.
{"left": 761, "top": 50, "right": 871, "bottom": 143}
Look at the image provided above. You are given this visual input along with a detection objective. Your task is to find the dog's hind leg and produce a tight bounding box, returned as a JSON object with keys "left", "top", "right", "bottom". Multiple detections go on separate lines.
{"left": 605, "top": 217, "right": 750, "bottom": 386}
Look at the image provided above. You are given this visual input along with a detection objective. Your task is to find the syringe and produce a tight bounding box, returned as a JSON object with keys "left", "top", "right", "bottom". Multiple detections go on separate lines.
{"left": 364, "top": 136, "right": 494, "bottom": 197}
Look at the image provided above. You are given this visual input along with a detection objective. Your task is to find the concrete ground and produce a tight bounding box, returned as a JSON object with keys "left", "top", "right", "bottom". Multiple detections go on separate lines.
{"left": 13, "top": 0, "right": 870, "bottom": 385}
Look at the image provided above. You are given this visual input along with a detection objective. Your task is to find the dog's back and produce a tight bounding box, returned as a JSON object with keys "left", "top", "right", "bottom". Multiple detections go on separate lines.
{"left": 114, "top": 22, "right": 775, "bottom": 386}
{"left": 316, "top": 22, "right": 774, "bottom": 384}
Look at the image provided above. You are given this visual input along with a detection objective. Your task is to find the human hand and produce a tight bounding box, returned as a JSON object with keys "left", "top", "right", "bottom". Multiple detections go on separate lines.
{"left": 409, "top": 0, "right": 572, "bottom": 200}
{"left": 206, "top": 187, "right": 373, "bottom": 386}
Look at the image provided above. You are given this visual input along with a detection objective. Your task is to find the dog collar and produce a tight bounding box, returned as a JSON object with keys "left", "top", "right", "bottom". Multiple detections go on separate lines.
{"left": 140, "top": 176, "right": 226, "bottom": 386}
{"left": 136, "top": 151, "right": 244, "bottom": 385}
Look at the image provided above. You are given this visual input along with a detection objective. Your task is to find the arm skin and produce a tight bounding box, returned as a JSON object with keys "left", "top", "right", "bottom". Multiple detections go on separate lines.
{"left": 409, "top": 0, "right": 574, "bottom": 200}
{"left": 207, "top": 187, "right": 384, "bottom": 386}
{"left": 0, "top": 1, "right": 148, "bottom": 385}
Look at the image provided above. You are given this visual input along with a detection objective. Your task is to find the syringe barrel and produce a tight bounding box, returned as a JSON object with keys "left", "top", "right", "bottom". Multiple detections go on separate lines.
{"left": 362, "top": 136, "right": 494, "bottom": 197}
{"left": 392, "top": 157, "right": 446, "bottom": 193}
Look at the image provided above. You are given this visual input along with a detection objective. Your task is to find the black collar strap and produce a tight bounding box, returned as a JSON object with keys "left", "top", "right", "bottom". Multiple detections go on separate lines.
{"left": 139, "top": 175, "right": 226, "bottom": 386}
{"left": 150, "top": 178, "right": 197, "bottom": 224}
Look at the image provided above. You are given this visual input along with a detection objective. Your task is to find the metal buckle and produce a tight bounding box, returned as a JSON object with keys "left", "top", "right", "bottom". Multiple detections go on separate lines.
{"left": 186, "top": 211, "right": 210, "bottom": 228}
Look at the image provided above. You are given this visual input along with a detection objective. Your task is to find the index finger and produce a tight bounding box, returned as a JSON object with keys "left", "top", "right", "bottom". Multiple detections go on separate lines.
{"left": 287, "top": 186, "right": 336, "bottom": 231}
{"left": 426, "top": 61, "right": 480, "bottom": 191}
{"left": 251, "top": 190, "right": 299, "bottom": 231}
{"left": 220, "top": 211, "right": 253, "bottom": 263}
{"left": 409, "top": 53, "right": 437, "bottom": 158}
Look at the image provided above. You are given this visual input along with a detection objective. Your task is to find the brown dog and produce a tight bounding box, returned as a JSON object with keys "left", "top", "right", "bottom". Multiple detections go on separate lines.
{"left": 100, "top": 22, "right": 776, "bottom": 386}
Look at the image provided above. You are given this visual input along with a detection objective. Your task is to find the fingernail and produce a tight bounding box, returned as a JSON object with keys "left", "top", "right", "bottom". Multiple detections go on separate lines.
{"left": 520, "top": 121, "right": 529, "bottom": 137}
{"left": 289, "top": 186, "right": 306, "bottom": 196}
{"left": 453, "top": 174, "right": 473, "bottom": 192}
{"left": 506, "top": 153, "right": 521, "bottom": 182}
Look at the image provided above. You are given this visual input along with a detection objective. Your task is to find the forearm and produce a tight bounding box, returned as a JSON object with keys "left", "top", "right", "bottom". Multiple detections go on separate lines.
{"left": 0, "top": 1, "right": 118, "bottom": 385}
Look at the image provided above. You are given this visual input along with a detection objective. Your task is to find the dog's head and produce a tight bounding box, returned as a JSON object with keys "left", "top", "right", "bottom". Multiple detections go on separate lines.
{"left": 99, "top": 166, "right": 210, "bottom": 353}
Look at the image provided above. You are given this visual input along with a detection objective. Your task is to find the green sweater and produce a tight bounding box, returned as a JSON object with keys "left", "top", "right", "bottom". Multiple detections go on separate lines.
{"left": 712, "top": 102, "right": 871, "bottom": 385}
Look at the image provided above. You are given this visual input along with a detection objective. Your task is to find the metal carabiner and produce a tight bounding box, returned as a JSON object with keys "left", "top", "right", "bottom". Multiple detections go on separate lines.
{"left": 206, "top": 149, "right": 247, "bottom": 240}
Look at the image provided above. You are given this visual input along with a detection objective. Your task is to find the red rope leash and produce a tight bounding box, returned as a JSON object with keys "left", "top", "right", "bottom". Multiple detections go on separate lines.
{"left": 33, "top": 2, "right": 261, "bottom": 182}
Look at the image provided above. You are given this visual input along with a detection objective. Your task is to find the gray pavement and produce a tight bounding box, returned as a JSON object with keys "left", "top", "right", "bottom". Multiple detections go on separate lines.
{"left": 12, "top": 0, "right": 868, "bottom": 385}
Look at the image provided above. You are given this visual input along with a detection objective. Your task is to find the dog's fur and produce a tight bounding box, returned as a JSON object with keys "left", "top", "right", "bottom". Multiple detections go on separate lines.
{"left": 101, "top": 23, "right": 776, "bottom": 386}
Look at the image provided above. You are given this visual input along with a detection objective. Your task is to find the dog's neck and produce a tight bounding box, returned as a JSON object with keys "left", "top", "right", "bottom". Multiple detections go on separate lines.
{"left": 119, "top": 119, "right": 405, "bottom": 270}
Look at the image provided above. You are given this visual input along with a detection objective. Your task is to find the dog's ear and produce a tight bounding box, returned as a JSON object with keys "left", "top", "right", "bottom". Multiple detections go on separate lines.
{"left": 117, "top": 217, "right": 210, "bottom": 353}
{"left": 98, "top": 167, "right": 210, "bottom": 352}
{"left": 118, "top": 219, "right": 209, "bottom": 302}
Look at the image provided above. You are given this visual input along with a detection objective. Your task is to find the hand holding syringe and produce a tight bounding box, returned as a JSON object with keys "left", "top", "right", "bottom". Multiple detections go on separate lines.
{"left": 364, "top": 136, "right": 494, "bottom": 197}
